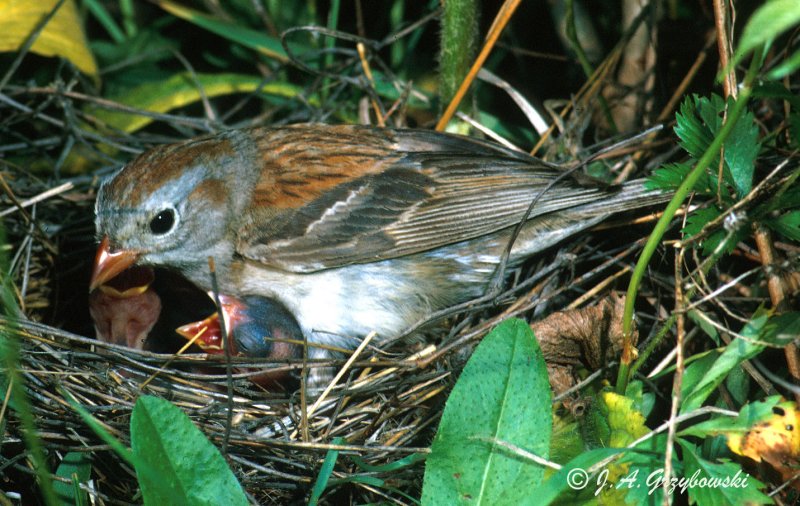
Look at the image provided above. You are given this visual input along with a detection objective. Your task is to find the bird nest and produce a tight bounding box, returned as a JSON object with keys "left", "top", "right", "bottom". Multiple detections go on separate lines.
{"left": 0, "top": 74, "right": 671, "bottom": 504}
{"left": 1, "top": 159, "right": 658, "bottom": 504}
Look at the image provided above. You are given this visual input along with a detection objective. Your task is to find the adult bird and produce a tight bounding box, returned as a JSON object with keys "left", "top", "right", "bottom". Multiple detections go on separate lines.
{"left": 91, "top": 124, "right": 666, "bottom": 383}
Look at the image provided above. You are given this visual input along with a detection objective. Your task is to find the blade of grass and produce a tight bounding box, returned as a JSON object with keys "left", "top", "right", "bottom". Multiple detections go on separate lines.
{"left": 308, "top": 436, "right": 344, "bottom": 505}
{"left": 0, "top": 227, "right": 57, "bottom": 506}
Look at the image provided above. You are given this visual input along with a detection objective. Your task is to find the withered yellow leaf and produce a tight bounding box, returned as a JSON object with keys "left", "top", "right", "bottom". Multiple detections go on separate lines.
{"left": 728, "top": 401, "right": 800, "bottom": 483}
{"left": 0, "top": 0, "right": 98, "bottom": 79}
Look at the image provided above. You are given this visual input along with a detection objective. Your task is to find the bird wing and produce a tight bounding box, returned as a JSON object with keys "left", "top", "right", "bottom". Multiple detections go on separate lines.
{"left": 237, "top": 126, "right": 617, "bottom": 273}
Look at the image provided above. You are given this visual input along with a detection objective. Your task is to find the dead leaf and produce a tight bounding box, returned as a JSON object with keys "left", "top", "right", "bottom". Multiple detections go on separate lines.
{"left": 531, "top": 293, "right": 636, "bottom": 397}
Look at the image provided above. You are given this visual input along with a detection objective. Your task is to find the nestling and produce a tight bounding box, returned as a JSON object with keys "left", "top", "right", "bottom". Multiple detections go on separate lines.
{"left": 177, "top": 294, "right": 302, "bottom": 386}
{"left": 91, "top": 124, "right": 665, "bottom": 381}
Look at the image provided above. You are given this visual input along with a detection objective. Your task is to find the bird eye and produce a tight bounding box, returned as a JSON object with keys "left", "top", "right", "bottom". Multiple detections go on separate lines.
{"left": 149, "top": 208, "right": 176, "bottom": 235}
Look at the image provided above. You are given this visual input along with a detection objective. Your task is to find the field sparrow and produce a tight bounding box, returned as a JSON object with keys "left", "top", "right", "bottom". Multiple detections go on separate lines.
{"left": 91, "top": 124, "right": 666, "bottom": 382}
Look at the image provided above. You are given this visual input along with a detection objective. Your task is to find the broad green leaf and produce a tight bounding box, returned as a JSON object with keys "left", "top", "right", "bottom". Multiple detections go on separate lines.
{"left": 723, "top": 106, "right": 759, "bottom": 198}
{"left": 680, "top": 350, "right": 722, "bottom": 400}
{"left": 725, "top": 364, "right": 750, "bottom": 405}
{"left": 617, "top": 434, "right": 671, "bottom": 505}
{"left": 680, "top": 312, "right": 770, "bottom": 414}
{"left": 421, "top": 319, "right": 551, "bottom": 506}
{"left": 95, "top": 72, "right": 304, "bottom": 133}
{"left": 678, "top": 440, "right": 770, "bottom": 505}
{"left": 154, "top": 0, "right": 290, "bottom": 62}
{"left": 131, "top": 395, "right": 248, "bottom": 506}
{"left": 54, "top": 452, "right": 91, "bottom": 506}
{"left": 735, "top": 0, "right": 800, "bottom": 70}
{"left": 0, "top": 0, "right": 98, "bottom": 79}
{"left": 625, "top": 380, "right": 655, "bottom": 418}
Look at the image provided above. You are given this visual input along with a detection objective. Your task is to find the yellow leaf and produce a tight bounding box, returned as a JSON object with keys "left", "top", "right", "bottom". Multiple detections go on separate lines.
{"left": 728, "top": 401, "right": 800, "bottom": 485}
{"left": 602, "top": 391, "right": 649, "bottom": 447}
{"left": 0, "top": 0, "right": 98, "bottom": 80}
{"left": 94, "top": 73, "right": 304, "bottom": 133}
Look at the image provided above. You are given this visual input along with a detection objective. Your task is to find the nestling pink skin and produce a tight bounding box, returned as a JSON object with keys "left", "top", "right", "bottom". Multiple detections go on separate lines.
{"left": 88, "top": 266, "right": 160, "bottom": 349}
{"left": 177, "top": 294, "right": 302, "bottom": 386}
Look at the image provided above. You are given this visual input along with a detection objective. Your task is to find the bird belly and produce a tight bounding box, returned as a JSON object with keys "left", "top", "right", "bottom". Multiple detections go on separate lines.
{"left": 230, "top": 211, "right": 607, "bottom": 351}
{"left": 233, "top": 251, "right": 488, "bottom": 349}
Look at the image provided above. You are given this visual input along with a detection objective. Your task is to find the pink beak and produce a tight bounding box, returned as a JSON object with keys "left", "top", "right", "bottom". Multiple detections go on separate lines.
{"left": 90, "top": 236, "right": 140, "bottom": 292}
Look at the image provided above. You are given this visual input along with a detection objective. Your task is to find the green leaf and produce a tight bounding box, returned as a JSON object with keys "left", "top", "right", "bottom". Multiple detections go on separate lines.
{"left": 532, "top": 448, "right": 622, "bottom": 504}
{"left": 766, "top": 210, "right": 800, "bottom": 241}
{"left": 617, "top": 434, "right": 670, "bottom": 505}
{"left": 759, "top": 312, "right": 800, "bottom": 345}
{"left": 154, "top": 0, "right": 291, "bottom": 62}
{"left": 735, "top": 0, "right": 800, "bottom": 69}
{"left": 682, "top": 206, "right": 721, "bottom": 239}
{"left": 688, "top": 309, "right": 720, "bottom": 344}
{"left": 723, "top": 105, "right": 759, "bottom": 198}
{"left": 421, "top": 319, "right": 552, "bottom": 505}
{"left": 130, "top": 395, "right": 248, "bottom": 506}
{"left": 351, "top": 453, "right": 426, "bottom": 473}
{"left": 54, "top": 452, "right": 91, "bottom": 506}
{"left": 680, "top": 396, "right": 782, "bottom": 439}
{"left": 678, "top": 440, "right": 770, "bottom": 505}
{"left": 680, "top": 311, "right": 770, "bottom": 414}
{"left": 625, "top": 380, "right": 655, "bottom": 418}
{"left": 791, "top": 113, "right": 800, "bottom": 148}
{"left": 674, "top": 95, "right": 718, "bottom": 161}
{"left": 646, "top": 162, "right": 690, "bottom": 191}
{"left": 671, "top": 93, "right": 761, "bottom": 203}
{"left": 725, "top": 364, "right": 750, "bottom": 406}
{"left": 681, "top": 205, "right": 749, "bottom": 257}
{"left": 767, "top": 48, "right": 800, "bottom": 80}
{"left": 62, "top": 389, "right": 137, "bottom": 467}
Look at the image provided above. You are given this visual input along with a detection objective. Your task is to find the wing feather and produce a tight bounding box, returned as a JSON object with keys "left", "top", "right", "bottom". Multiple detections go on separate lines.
{"left": 237, "top": 125, "right": 629, "bottom": 272}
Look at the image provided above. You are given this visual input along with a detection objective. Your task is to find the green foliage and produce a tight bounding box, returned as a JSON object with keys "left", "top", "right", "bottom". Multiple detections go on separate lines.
{"left": 680, "top": 396, "right": 783, "bottom": 439}
{"left": 646, "top": 92, "right": 800, "bottom": 256}
{"left": 54, "top": 452, "right": 91, "bottom": 506}
{"left": 130, "top": 396, "right": 248, "bottom": 505}
{"left": 421, "top": 319, "right": 552, "bottom": 505}
{"left": 679, "top": 441, "right": 771, "bottom": 505}
{"left": 652, "top": 94, "right": 760, "bottom": 202}
{"left": 765, "top": 210, "right": 800, "bottom": 241}
{"left": 680, "top": 311, "right": 800, "bottom": 414}
{"left": 309, "top": 436, "right": 343, "bottom": 506}
{"left": 156, "top": 1, "right": 292, "bottom": 62}
{"left": 734, "top": 0, "right": 800, "bottom": 79}
{"left": 0, "top": 226, "right": 57, "bottom": 506}
{"left": 65, "top": 392, "right": 248, "bottom": 505}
